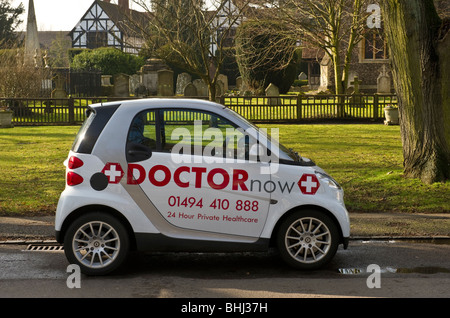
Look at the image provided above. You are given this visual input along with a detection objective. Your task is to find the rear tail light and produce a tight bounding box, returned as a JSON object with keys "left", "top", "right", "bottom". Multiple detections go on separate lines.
{"left": 67, "top": 172, "right": 84, "bottom": 186}
{"left": 68, "top": 156, "right": 84, "bottom": 169}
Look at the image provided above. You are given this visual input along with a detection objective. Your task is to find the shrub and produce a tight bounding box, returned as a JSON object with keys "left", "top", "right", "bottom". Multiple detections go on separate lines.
{"left": 70, "top": 47, "right": 145, "bottom": 75}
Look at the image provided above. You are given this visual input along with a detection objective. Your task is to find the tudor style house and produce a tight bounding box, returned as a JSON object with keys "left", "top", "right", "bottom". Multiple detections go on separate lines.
{"left": 69, "top": 0, "right": 147, "bottom": 54}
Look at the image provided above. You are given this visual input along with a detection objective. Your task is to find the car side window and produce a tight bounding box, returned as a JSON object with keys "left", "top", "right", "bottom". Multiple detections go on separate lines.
{"left": 127, "top": 110, "right": 157, "bottom": 150}
{"left": 161, "top": 109, "right": 246, "bottom": 159}
{"left": 127, "top": 108, "right": 258, "bottom": 161}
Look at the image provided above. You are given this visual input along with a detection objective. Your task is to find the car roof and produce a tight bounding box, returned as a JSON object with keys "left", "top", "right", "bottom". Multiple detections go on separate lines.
{"left": 90, "top": 98, "right": 227, "bottom": 112}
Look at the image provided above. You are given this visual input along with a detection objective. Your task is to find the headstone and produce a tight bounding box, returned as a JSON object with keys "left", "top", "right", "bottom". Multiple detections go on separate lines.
{"left": 377, "top": 65, "right": 391, "bottom": 94}
{"left": 216, "top": 80, "right": 224, "bottom": 97}
{"left": 183, "top": 83, "right": 198, "bottom": 96}
{"left": 129, "top": 74, "right": 140, "bottom": 95}
{"left": 193, "top": 79, "right": 208, "bottom": 96}
{"left": 134, "top": 84, "right": 147, "bottom": 97}
{"left": 157, "top": 69, "right": 174, "bottom": 96}
{"left": 176, "top": 73, "right": 192, "bottom": 95}
{"left": 51, "top": 74, "right": 67, "bottom": 99}
{"left": 140, "top": 58, "right": 168, "bottom": 95}
{"left": 350, "top": 76, "right": 362, "bottom": 94}
{"left": 217, "top": 74, "right": 228, "bottom": 92}
{"left": 101, "top": 75, "right": 112, "bottom": 86}
{"left": 265, "top": 83, "right": 280, "bottom": 106}
{"left": 236, "top": 76, "right": 243, "bottom": 91}
{"left": 349, "top": 76, "right": 365, "bottom": 107}
{"left": 298, "top": 72, "right": 307, "bottom": 80}
{"left": 113, "top": 73, "right": 130, "bottom": 97}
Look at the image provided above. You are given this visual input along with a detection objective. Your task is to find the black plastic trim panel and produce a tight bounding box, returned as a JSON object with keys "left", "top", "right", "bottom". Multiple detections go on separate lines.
{"left": 134, "top": 233, "right": 270, "bottom": 253}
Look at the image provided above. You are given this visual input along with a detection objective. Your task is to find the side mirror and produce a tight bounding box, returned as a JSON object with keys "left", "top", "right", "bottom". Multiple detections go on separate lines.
{"left": 126, "top": 142, "right": 152, "bottom": 163}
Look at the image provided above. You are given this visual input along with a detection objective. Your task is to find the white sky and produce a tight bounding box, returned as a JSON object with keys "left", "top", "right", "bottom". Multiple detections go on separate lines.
{"left": 11, "top": 0, "right": 144, "bottom": 31}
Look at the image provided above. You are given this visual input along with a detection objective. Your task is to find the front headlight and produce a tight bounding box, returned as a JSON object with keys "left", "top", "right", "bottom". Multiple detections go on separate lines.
{"left": 315, "top": 171, "right": 341, "bottom": 190}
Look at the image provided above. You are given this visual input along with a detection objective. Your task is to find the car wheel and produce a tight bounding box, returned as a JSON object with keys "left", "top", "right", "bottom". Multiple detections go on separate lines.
{"left": 64, "top": 212, "right": 129, "bottom": 275}
{"left": 276, "top": 210, "right": 339, "bottom": 270}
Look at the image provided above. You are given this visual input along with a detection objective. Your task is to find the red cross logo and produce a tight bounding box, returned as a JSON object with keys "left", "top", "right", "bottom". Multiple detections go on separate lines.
{"left": 101, "top": 163, "right": 124, "bottom": 184}
{"left": 298, "top": 174, "right": 320, "bottom": 195}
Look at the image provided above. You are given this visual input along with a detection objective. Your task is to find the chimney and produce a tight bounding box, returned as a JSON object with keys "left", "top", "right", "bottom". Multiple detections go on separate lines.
{"left": 118, "top": 0, "right": 129, "bottom": 10}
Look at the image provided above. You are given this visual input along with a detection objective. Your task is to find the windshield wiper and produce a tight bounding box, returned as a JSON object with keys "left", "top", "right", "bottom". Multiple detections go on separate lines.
{"left": 288, "top": 148, "right": 302, "bottom": 161}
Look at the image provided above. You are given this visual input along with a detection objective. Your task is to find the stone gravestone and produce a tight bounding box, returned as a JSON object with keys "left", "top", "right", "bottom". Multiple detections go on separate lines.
{"left": 377, "top": 65, "right": 391, "bottom": 94}
{"left": 176, "top": 73, "right": 192, "bottom": 95}
{"left": 51, "top": 73, "right": 68, "bottom": 106}
{"left": 216, "top": 80, "right": 224, "bottom": 97}
{"left": 298, "top": 72, "right": 308, "bottom": 81}
{"left": 52, "top": 74, "right": 67, "bottom": 99}
{"left": 236, "top": 76, "right": 243, "bottom": 91}
{"left": 140, "top": 58, "right": 168, "bottom": 96}
{"left": 217, "top": 74, "right": 228, "bottom": 92}
{"left": 183, "top": 83, "right": 198, "bottom": 97}
{"left": 101, "top": 75, "right": 112, "bottom": 86}
{"left": 113, "top": 73, "right": 130, "bottom": 97}
{"left": 265, "top": 83, "right": 280, "bottom": 106}
{"left": 129, "top": 74, "right": 140, "bottom": 96}
{"left": 349, "top": 76, "right": 365, "bottom": 107}
{"left": 101, "top": 75, "right": 114, "bottom": 97}
{"left": 193, "top": 79, "right": 208, "bottom": 96}
{"left": 157, "top": 69, "right": 174, "bottom": 96}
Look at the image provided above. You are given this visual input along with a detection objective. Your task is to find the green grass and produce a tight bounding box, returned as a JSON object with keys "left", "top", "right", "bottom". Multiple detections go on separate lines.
{"left": 263, "top": 123, "right": 449, "bottom": 214}
{"left": 0, "top": 124, "right": 448, "bottom": 216}
{"left": 0, "top": 126, "right": 79, "bottom": 215}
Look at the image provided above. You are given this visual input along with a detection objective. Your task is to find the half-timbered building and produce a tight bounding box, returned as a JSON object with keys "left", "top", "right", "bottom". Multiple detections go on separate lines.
{"left": 69, "top": 0, "right": 147, "bottom": 54}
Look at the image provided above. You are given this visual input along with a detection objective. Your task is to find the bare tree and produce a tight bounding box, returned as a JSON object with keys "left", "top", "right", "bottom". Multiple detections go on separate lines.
{"left": 0, "top": 47, "right": 49, "bottom": 98}
{"left": 234, "top": 19, "right": 300, "bottom": 94}
{"left": 263, "top": 0, "right": 370, "bottom": 96}
{"left": 132, "top": 0, "right": 252, "bottom": 100}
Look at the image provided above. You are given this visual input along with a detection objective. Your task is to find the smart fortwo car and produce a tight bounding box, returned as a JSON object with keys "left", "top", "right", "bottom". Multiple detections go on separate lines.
{"left": 55, "top": 99, "right": 350, "bottom": 275}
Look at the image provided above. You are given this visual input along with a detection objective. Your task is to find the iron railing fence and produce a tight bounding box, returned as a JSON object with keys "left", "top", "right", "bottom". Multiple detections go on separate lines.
{"left": 1, "top": 94, "right": 398, "bottom": 126}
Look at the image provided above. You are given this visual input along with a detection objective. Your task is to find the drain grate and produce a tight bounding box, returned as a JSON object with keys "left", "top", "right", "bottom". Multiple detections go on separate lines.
{"left": 26, "top": 243, "right": 64, "bottom": 252}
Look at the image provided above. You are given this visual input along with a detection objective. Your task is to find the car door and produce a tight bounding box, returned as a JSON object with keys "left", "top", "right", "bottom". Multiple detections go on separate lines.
{"left": 125, "top": 107, "right": 272, "bottom": 238}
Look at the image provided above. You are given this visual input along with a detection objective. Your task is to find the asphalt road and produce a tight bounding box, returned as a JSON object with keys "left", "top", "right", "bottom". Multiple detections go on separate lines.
{"left": 1, "top": 240, "right": 449, "bottom": 299}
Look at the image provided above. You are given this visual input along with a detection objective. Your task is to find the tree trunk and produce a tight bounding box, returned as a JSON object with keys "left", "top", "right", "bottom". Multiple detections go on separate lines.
{"left": 331, "top": 49, "right": 346, "bottom": 118}
{"left": 381, "top": 0, "right": 450, "bottom": 184}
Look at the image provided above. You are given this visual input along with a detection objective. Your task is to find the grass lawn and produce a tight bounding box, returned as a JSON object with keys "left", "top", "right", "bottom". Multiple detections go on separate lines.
{"left": 0, "top": 124, "right": 449, "bottom": 216}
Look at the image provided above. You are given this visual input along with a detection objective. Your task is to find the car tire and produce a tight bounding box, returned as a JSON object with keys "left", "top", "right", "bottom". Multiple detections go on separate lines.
{"left": 276, "top": 209, "right": 339, "bottom": 270}
{"left": 64, "top": 212, "right": 130, "bottom": 275}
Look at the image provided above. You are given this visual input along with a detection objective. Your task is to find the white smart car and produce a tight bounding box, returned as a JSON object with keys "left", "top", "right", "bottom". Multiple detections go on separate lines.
{"left": 55, "top": 99, "right": 350, "bottom": 275}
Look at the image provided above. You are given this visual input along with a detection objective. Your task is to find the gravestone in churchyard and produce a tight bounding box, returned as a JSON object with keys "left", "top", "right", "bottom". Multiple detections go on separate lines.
{"left": 377, "top": 65, "right": 391, "bottom": 94}
{"left": 193, "top": 79, "right": 208, "bottom": 96}
{"left": 51, "top": 74, "right": 67, "bottom": 99}
{"left": 176, "top": 73, "right": 192, "bottom": 95}
{"left": 101, "top": 75, "right": 112, "bottom": 86}
{"left": 183, "top": 83, "right": 198, "bottom": 96}
{"left": 349, "top": 76, "right": 365, "bottom": 107}
{"left": 129, "top": 74, "right": 140, "bottom": 96}
{"left": 140, "top": 58, "right": 168, "bottom": 95}
{"left": 236, "top": 76, "right": 243, "bottom": 91}
{"left": 217, "top": 74, "right": 228, "bottom": 92}
{"left": 157, "top": 70, "right": 174, "bottom": 96}
{"left": 298, "top": 72, "right": 307, "bottom": 81}
{"left": 113, "top": 73, "right": 130, "bottom": 97}
{"left": 265, "top": 83, "right": 280, "bottom": 106}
